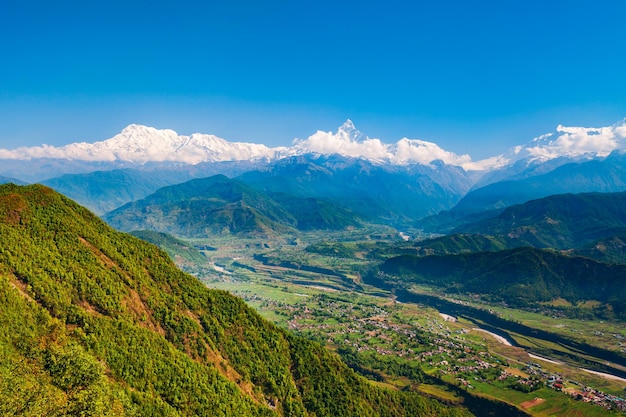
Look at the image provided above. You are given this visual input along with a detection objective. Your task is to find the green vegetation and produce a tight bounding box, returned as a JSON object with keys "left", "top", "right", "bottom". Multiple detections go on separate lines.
{"left": 453, "top": 191, "right": 626, "bottom": 252}
{"left": 379, "top": 247, "right": 626, "bottom": 319}
{"left": 193, "top": 231, "right": 626, "bottom": 416}
{"left": 104, "top": 174, "right": 362, "bottom": 237}
{"left": 15, "top": 178, "right": 626, "bottom": 416}
{"left": 130, "top": 230, "right": 207, "bottom": 266}
{"left": 267, "top": 192, "right": 362, "bottom": 231}
{"left": 408, "top": 233, "right": 513, "bottom": 255}
{"left": 0, "top": 183, "right": 471, "bottom": 416}
{"left": 573, "top": 233, "right": 626, "bottom": 264}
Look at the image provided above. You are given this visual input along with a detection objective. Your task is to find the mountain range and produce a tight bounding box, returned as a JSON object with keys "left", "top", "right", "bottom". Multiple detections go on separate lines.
{"left": 3, "top": 118, "right": 626, "bottom": 415}
{"left": 1, "top": 118, "right": 626, "bottom": 232}
{"left": 2, "top": 118, "right": 625, "bottom": 180}
{"left": 104, "top": 175, "right": 362, "bottom": 237}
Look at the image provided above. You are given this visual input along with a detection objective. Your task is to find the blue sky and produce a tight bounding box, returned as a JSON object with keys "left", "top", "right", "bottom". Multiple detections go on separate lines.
{"left": 1, "top": 0, "right": 625, "bottom": 159}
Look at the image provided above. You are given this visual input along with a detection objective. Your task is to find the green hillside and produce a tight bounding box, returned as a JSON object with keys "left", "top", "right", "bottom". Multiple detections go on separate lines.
{"left": 267, "top": 192, "right": 361, "bottom": 231}
{"left": 104, "top": 175, "right": 361, "bottom": 237}
{"left": 379, "top": 247, "right": 626, "bottom": 318}
{"left": 130, "top": 230, "right": 208, "bottom": 266}
{"left": 409, "top": 231, "right": 626, "bottom": 265}
{"left": 452, "top": 191, "right": 626, "bottom": 250}
{"left": 571, "top": 233, "right": 626, "bottom": 264}
{"left": 409, "top": 233, "right": 513, "bottom": 256}
{"left": 0, "top": 183, "right": 470, "bottom": 417}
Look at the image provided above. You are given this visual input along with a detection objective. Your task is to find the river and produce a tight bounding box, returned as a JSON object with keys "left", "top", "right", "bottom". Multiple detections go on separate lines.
{"left": 376, "top": 283, "right": 626, "bottom": 380}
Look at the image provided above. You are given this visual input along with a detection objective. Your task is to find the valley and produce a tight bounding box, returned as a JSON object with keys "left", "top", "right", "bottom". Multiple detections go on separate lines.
{"left": 1, "top": 184, "right": 475, "bottom": 417}
{"left": 159, "top": 229, "right": 626, "bottom": 416}
{"left": 3, "top": 0, "right": 626, "bottom": 411}
{"left": 4, "top": 120, "right": 626, "bottom": 416}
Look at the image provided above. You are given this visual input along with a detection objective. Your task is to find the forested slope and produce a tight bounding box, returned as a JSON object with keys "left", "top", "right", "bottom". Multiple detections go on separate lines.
{"left": 0, "top": 184, "right": 471, "bottom": 417}
{"left": 452, "top": 191, "right": 626, "bottom": 249}
{"left": 380, "top": 247, "right": 626, "bottom": 317}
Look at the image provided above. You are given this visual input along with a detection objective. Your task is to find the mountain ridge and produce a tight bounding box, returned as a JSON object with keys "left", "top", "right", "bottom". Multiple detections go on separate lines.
{"left": 416, "top": 151, "right": 626, "bottom": 232}
{"left": 103, "top": 174, "right": 363, "bottom": 237}
{"left": 2, "top": 118, "right": 625, "bottom": 181}
{"left": 378, "top": 246, "right": 626, "bottom": 317}
{"left": 452, "top": 191, "right": 626, "bottom": 250}
{"left": 237, "top": 154, "right": 471, "bottom": 224}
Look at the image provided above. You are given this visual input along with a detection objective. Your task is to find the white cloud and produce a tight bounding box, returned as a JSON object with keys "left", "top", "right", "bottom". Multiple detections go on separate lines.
{"left": 461, "top": 155, "right": 510, "bottom": 171}
{"left": 3, "top": 119, "right": 624, "bottom": 171}
{"left": 294, "top": 129, "right": 391, "bottom": 160}
{"left": 0, "top": 124, "right": 284, "bottom": 164}
{"left": 523, "top": 122, "right": 626, "bottom": 160}
{"left": 615, "top": 123, "right": 626, "bottom": 137}
{"left": 0, "top": 121, "right": 497, "bottom": 171}
{"left": 391, "top": 138, "right": 472, "bottom": 166}
{"left": 292, "top": 122, "right": 481, "bottom": 169}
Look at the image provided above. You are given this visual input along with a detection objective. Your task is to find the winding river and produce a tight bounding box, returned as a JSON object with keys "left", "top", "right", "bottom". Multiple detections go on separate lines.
{"left": 363, "top": 274, "right": 626, "bottom": 381}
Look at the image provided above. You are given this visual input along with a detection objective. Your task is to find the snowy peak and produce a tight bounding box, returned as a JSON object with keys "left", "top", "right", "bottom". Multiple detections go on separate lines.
{"left": 505, "top": 118, "right": 626, "bottom": 164}
{"left": 0, "top": 125, "right": 288, "bottom": 164}
{"left": 336, "top": 119, "right": 366, "bottom": 142}
{"left": 292, "top": 121, "right": 487, "bottom": 170}
{"left": 1, "top": 118, "right": 625, "bottom": 172}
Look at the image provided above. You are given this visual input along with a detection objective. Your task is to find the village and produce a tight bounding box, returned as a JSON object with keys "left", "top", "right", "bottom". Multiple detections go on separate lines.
{"left": 523, "top": 363, "right": 626, "bottom": 412}
{"left": 232, "top": 287, "right": 626, "bottom": 414}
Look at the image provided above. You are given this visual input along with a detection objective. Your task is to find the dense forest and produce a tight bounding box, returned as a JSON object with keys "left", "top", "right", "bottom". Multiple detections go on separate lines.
{"left": 379, "top": 247, "right": 626, "bottom": 318}
{"left": 104, "top": 175, "right": 361, "bottom": 237}
{"left": 0, "top": 184, "right": 472, "bottom": 417}
{"left": 452, "top": 191, "right": 626, "bottom": 249}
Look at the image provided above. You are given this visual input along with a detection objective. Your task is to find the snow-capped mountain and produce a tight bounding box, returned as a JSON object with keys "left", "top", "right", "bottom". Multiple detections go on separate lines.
{"left": 1, "top": 118, "right": 625, "bottom": 182}
{"left": 292, "top": 120, "right": 498, "bottom": 170}
{"left": 0, "top": 120, "right": 498, "bottom": 170}
{"left": 469, "top": 118, "right": 626, "bottom": 188}
{"left": 2, "top": 117, "right": 625, "bottom": 224}
{"left": 504, "top": 118, "right": 626, "bottom": 164}
{"left": 0, "top": 124, "right": 292, "bottom": 164}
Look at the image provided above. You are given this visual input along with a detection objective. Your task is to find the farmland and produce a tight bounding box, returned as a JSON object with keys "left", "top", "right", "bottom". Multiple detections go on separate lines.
{"left": 166, "top": 230, "right": 626, "bottom": 416}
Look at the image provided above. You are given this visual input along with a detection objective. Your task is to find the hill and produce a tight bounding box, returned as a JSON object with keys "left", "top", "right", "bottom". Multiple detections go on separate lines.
{"left": 0, "top": 184, "right": 472, "bottom": 416}
{"left": 570, "top": 233, "right": 626, "bottom": 264}
{"left": 390, "top": 231, "right": 626, "bottom": 265}
{"left": 0, "top": 175, "right": 26, "bottom": 185}
{"left": 417, "top": 152, "right": 626, "bottom": 233}
{"left": 40, "top": 162, "right": 265, "bottom": 215}
{"left": 379, "top": 247, "right": 626, "bottom": 318}
{"left": 129, "top": 230, "right": 208, "bottom": 267}
{"left": 408, "top": 234, "right": 513, "bottom": 256}
{"left": 457, "top": 152, "right": 626, "bottom": 216}
{"left": 103, "top": 174, "right": 362, "bottom": 237}
{"left": 452, "top": 191, "right": 626, "bottom": 250}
